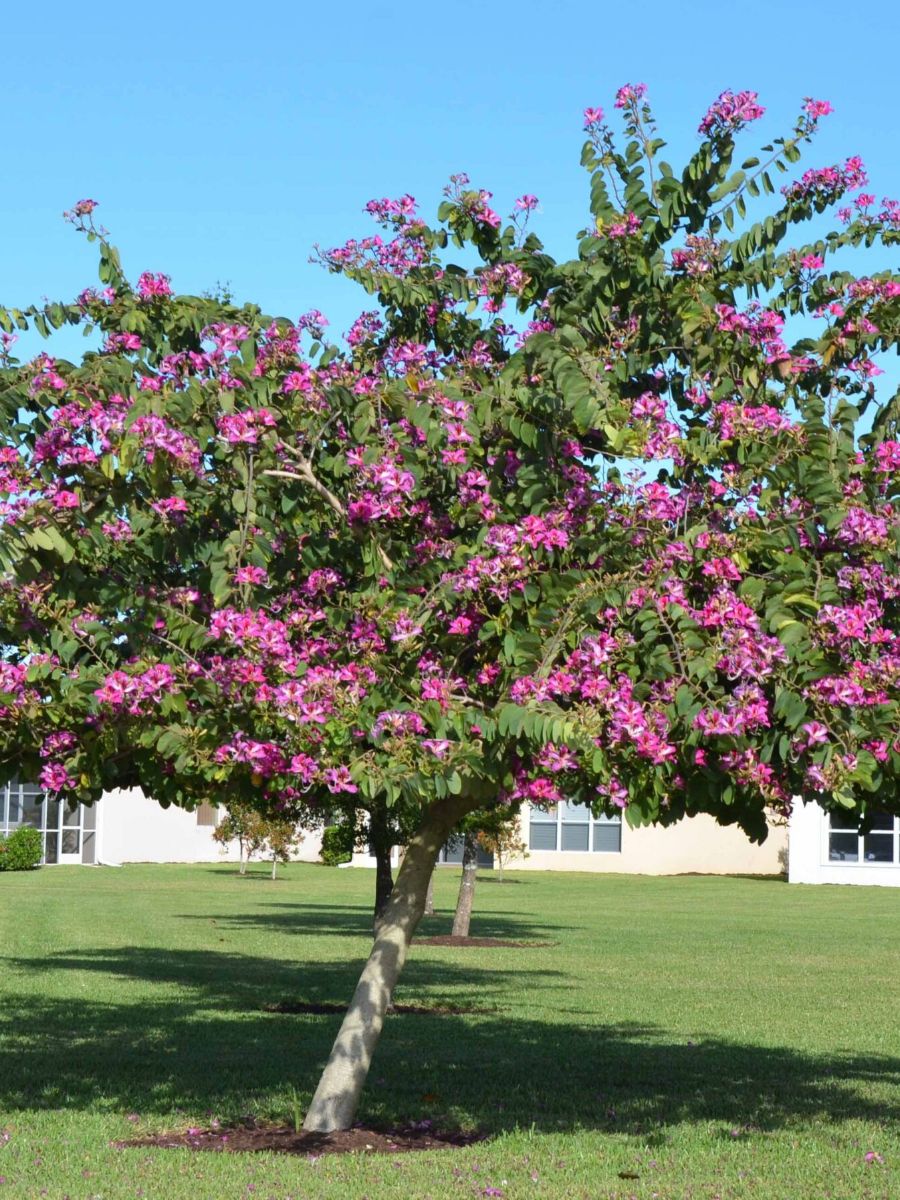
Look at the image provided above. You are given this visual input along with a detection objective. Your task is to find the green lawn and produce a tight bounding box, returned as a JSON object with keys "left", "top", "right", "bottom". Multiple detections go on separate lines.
{"left": 0, "top": 864, "right": 897, "bottom": 1199}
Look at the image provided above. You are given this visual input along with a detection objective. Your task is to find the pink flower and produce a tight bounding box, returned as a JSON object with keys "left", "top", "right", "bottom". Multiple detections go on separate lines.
{"left": 323, "top": 766, "right": 357, "bottom": 794}
{"left": 615, "top": 83, "right": 647, "bottom": 109}
{"left": 150, "top": 496, "right": 189, "bottom": 519}
{"left": 234, "top": 566, "right": 268, "bottom": 585}
{"left": 583, "top": 107, "right": 604, "bottom": 128}
{"left": 804, "top": 98, "right": 833, "bottom": 119}
{"left": 699, "top": 90, "right": 765, "bottom": 137}
{"left": 514, "top": 194, "right": 539, "bottom": 211}
{"left": 40, "top": 763, "right": 76, "bottom": 793}
{"left": 421, "top": 739, "right": 451, "bottom": 759}
{"left": 52, "top": 490, "right": 80, "bottom": 509}
{"left": 801, "top": 722, "right": 829, "bottom": 747}
{"left": 391, "top": 614, "right": 423, "bottom": 643}
{"left": 137, "top": 272, "right": 173, "bottom": 300}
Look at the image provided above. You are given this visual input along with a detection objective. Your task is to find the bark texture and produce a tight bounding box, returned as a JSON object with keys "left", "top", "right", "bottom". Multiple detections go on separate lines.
{"left": 302, "top": 796, "right": 470, "bottom": 1132}
{"left": 370, "top": 812, "right": 394, "bottom": 931}
{"left": 423, "top": 872, "right": 435, "bottom": 917}
{"left": 450, "top": 831, "right": 479, "bottom": 938}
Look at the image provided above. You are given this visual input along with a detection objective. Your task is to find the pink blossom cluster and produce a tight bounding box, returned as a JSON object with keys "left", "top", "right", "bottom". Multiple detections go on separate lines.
{"left": 130, "top": 415, "right": 203, "bottom": 471}
{"left": 614, "top": 83, "right": 648, "bottom": 109}
{"left": 607, "top": 212, "right": 642, "bottom": 239}
{"left": 216, "top": 408, "right": 277, "bottom": 445}
{"left": 150, "top": 496, "right": 189, "bottom": 520}
{"left": 0, "top": 662, "right": 32, "bottom": 718}
{"left": 670, "top": 235, "right": 721, "bottom": 276}
{"left": 345, "top": 450, "right": 417, "bottom": 523}
{"left": 136, "top": 272, "right": 173, "bottom": 300}
{"left": 782, "top": 157, "right": 868, "bottom": 205}
{"left": 694, "top": 683, "right": 770, "bottom": 735}
{"left": 234, "top": 566, "right": 267, "bottom": 585}
{"left": 476, "top": 262, "right": 529, "bottom": 312}
{"left": 40, "top": 730, "right": 78, "bottom": 759}
{"left": 699, "top": 90, "right": 765, "bottom": 137}
{"left": 839, "top": 506, "right": 890, "bottom": 547}
{"left": 214, "top": 734, "right": 287, "bottom": 776}
{"left": 323, "top": 196, "right": 430, "bottom": 279}
{"left": 263, "top": 662, "right": 376, "bottom": 724}
{"left": 39, "top": 763, "right": 77, "bottom": 793}
{"left": 713, "top": 402, "right": 797, "bottom": 441}
{"left": 371, "top": 709, "right": 427, "bottom": 739}
{"left": 443, "top": 513, "right": 574, "bottom": 601}
{"left": 94, "top": 664, "right": 178, "bottom": 714}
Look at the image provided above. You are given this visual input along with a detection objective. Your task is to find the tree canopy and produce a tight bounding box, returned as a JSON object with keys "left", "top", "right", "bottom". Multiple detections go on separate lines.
{"left": 1, "top": 85, "right": 898, "bottom": 1129}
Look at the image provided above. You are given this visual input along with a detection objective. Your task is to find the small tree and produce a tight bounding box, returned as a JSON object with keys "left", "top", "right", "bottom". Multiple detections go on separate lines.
{"left": 213, "top": 801, "right": 306, "bottom": 877}
{"left": 1, "top": 87, "right": 899, "bottom": 1133}
{"left": 476, "top": 812, "right": 528, "bottom": 882}
{"left": 449, "top": 807, "right": 527, "bottom": 937}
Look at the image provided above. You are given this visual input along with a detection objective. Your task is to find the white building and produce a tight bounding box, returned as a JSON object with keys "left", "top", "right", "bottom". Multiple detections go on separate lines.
{"left": 788, "top": 799, "right": 900, "bottom": 887}
{"left": 5, "top": 777, "right": 896, "bottom": 885}
{"left": 0, "top": 780, "right": 322, "bottom": 867}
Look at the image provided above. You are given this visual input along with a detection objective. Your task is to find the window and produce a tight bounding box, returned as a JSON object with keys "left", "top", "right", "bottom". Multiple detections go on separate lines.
{"left": 196, "top": 801, "right": 219, "bottom": 827}
{"left": 529, "top": 801, "right": 622, "bottom": 853}
{"left": 1, "top": 777, "right": 88, "bottom": 864}
{"left": 828, "top": 811, "right": 900, "bottom": 865}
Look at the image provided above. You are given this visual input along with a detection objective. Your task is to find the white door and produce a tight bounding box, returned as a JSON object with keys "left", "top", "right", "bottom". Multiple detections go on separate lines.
{"left": 58, "top": 799, "right": 83, "bottom": 864}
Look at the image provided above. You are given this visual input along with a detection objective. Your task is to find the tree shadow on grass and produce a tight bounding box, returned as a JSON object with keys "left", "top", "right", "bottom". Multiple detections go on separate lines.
{"left": 3, "top": 944, "right": 899, "bottom": 1138}
{"left": 174, "top": 901, "right": 566, "bottom": 943}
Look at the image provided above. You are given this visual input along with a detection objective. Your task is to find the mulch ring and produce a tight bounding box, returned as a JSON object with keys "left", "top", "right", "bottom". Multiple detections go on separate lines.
{"left": 415, "top": 935, "right": 557, "bottom": 948}
{"left": 262, "top": 999, "right": 497, "bottom": 1016}
{"left": 116, "top": 1120, "right": 488, "bottom": 1157}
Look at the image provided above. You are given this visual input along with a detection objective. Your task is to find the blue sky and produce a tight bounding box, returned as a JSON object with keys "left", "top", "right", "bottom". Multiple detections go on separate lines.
{"left": 3, "top": 0, "right": 898, "bottom": 353}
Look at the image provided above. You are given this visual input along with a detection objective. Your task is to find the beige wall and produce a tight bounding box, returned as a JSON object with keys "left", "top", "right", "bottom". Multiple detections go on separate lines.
{"left": 506, "top": 807, "right": 787, "bottom": 876}
{"left": 93, "top": 789, "right": 783, "bottom": 875}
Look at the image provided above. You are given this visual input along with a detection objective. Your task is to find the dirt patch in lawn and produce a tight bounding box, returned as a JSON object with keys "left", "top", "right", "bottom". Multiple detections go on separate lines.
{"left": 262, "top": 999, "right": 496, "bottom": 1016}
{"left": 116, "top": 1121, "right": 487, "bottom": 1157}
{"left": 415, "top": 935, "right": 556, "bottom": 948}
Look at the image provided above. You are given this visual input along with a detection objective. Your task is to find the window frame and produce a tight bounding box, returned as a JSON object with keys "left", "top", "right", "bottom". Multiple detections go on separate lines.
{"left": 529, "top": 801, "right": 622, "bottom": 854}
{"left": 825, "top": 811, "right": 900, "bottom": 866}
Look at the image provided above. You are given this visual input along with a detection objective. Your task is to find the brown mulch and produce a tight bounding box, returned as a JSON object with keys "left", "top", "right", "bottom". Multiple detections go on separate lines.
{"left": 116, "top": 1121, "right": 487, "bottom": 1157}
{"left": 415, "top": 935, "right": 556, "bottom": 948}
{"left": 262, "top": 999, "right": 495, "bottom": 1016}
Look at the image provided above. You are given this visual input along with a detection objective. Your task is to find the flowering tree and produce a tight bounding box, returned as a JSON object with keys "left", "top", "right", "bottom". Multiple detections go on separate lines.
{"left": 1, "top": 86, "right": 899, "bottom": 1131}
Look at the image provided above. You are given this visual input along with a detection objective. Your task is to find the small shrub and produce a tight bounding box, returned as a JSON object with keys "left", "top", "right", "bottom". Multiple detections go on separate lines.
{"left": 320, "top": 823, "right": 354, "bottom": 866}
{"left": 0, "top": 827, "right": 43, "bottom": 871}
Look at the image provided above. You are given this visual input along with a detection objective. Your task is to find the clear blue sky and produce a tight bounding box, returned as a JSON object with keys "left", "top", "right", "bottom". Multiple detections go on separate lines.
{"left": 3, "top": 0, "right": 899, "bottom": 350}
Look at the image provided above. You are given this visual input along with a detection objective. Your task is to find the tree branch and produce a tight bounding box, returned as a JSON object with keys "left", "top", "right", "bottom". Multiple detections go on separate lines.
{"left": 264, "top": 457, "right": 396, "bottom": 573}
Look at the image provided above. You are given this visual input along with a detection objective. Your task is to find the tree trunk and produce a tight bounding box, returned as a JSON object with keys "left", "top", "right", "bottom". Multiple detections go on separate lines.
{"left": 423, "top": 872, "right": 435, "bottom": 917}
{"left": 370, "top": 811, "right": 394, "bottom": 932}
{"left": 271, "top": 856, "right": 277, "bottom": 880}
{"left": 239, "top": 841, "right": 247, "bottom": 875}
{"left": 451, "top": 831, "right": 479, "bottom": 938}
{"left": 302, "top": 796, "right": 469, "bottom": 1132}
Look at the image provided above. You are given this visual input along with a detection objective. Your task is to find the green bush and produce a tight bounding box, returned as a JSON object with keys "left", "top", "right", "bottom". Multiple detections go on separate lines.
{"left": 319, "top": 823, "right": 354, "bottom": 866}
{"left": 0, "top": 827, "right": 43, "bottom": 871}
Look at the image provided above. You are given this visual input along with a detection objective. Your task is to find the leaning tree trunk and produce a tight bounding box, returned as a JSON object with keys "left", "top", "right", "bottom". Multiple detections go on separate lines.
{"left": 302, "top": 795, "right": 470, "bottom": 1132}
{"left": 451, "top": 831, "right": 479, "bottom": 938}
{"left": 370, "top": 811, "right": 395, "bottom": 932}
{"left": 423, "top": 872, "right": 435, "bottom": 917}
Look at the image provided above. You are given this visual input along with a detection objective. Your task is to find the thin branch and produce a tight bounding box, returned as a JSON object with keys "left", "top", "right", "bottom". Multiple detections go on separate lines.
{"left": 264, "top": 459, "right": 396, "bottom": 573}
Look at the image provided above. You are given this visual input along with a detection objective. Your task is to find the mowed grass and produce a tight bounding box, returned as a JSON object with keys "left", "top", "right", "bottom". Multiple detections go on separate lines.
{"left": 0, "top": 864, "right": 898, "bottom": 1199}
